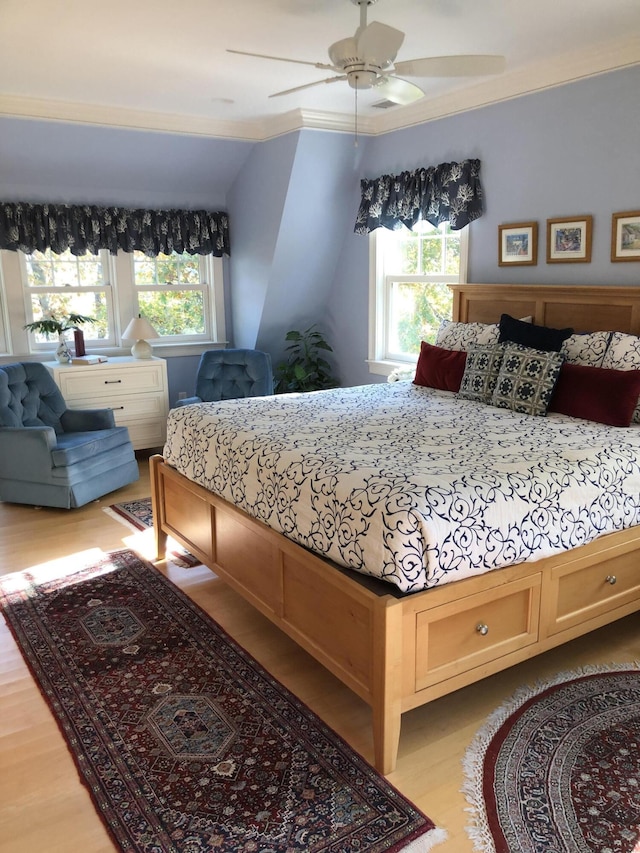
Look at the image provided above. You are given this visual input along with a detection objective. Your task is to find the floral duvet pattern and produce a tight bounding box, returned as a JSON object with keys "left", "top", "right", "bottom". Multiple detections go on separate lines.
{"left": 164, "top": 383, "right": 640, "bottom": 593}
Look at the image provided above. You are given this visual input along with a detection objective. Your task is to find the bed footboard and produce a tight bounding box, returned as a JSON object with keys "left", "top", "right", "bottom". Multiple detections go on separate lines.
{"left": 150, "top": 455, "right": 640, "bottom": 774}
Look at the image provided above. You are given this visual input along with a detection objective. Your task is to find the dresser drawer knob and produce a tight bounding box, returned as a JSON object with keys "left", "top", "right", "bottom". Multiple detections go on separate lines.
{"left": 605, "top": 575, "right": 617, "bottom": 585}
{"left": 104, "top": 379, "right": 122, "bottom": 384}
{"left": 476, "top": 623, "right": 489, "bottom": 636}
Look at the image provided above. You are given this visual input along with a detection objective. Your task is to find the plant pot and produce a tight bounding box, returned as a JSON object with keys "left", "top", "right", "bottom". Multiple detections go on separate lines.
{"left": 55, "top": 334, "right": 72, "bottom": 363}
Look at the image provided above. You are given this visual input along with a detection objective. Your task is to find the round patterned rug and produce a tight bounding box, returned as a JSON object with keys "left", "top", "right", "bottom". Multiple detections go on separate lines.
{"left": 462, "top": 664, "right": 640, "bottom": 853}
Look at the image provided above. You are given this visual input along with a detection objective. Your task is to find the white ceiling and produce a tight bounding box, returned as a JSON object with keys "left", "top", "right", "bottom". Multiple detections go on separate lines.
{"left": 1, "top": 0, "right": 639, "bottom": 140}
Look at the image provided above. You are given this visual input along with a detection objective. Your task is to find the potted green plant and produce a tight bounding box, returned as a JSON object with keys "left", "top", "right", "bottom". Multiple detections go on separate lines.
{"left": 274, "top": 325, "right": 338, "bottom": 393}
{"left": 24, "top": 313, "right": 94, "bottom": 363}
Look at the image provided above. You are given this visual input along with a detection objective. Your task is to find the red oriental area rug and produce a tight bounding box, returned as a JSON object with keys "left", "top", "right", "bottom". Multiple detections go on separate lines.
{"left": 462, "top": 665, "right": 640, "bottom": 853}
{"left": 0, "top": 549, "right": 444, "bottom": 853}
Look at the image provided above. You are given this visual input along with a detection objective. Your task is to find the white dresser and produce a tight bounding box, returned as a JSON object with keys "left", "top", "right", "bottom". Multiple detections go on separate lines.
{"left": 44, "top": 356, "right": 169, "bottom": 450}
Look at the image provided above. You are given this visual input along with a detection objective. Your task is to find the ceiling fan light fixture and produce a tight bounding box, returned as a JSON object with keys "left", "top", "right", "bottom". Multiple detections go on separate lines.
{"left": 347, "top": 69, "right": 379, "bottom": 90}
{"left": 374, "top": 76, "right": 423, "bottom": 105}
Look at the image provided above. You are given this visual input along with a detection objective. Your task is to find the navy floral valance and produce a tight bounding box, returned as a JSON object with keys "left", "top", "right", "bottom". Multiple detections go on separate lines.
{"left": 0, "top": 202, "right": 230, "bottom": 257}
{"left": 354, "top": 158, "right": 483, "bottom": 234}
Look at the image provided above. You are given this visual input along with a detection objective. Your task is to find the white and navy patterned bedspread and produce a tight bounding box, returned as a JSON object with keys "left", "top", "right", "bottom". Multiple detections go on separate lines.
{"left": 164, "top": 382, "right": 640, "bottom": 593}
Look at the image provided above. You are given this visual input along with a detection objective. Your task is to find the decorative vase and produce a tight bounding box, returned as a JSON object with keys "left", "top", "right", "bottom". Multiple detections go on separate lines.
{"left": 55, "top": 333, "right": 72, "bottom": 363}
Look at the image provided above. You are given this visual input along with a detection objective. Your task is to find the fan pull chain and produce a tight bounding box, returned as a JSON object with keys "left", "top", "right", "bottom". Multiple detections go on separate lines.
{"left": 354, "top": 76, "right": 359, "bottom": 147}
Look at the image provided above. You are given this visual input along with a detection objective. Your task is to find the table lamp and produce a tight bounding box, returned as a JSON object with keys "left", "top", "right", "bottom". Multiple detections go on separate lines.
{"left": 122, "top": 315, "right": 159, "bottom": 359}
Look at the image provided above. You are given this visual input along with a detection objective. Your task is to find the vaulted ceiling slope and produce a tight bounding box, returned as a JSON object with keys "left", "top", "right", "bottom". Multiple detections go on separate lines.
{"left": 0, "top": 0, "right": 639, "bottom": 140}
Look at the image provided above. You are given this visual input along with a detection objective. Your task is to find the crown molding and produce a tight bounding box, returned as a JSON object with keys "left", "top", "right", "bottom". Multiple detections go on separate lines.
{"left": 0, "top": 36, "right": 638, "bottom": 141}
{"left": 0, "top": 95, "right": 264, "bottom": 141}
{"left": 370, "top": 35, "right": 640, "bottom": 134}
{"left": 259, "top": 108, "right": 376, "bottom": 139}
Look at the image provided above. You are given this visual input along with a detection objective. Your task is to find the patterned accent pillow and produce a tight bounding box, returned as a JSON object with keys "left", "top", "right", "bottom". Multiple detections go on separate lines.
{"left": 560, "top": 331, "right": 612, "bottom": 367}
{"left": 458, "top": 344, "right": 506, "bottom": 403}
{"left": 436, "top": 320, "right": 499, "bottom": 351}
{"left": 601, "top": 332, "right": 640, "bottom": 423}
{"left": 491, "top": 343, "right": 563, "bottom": 416}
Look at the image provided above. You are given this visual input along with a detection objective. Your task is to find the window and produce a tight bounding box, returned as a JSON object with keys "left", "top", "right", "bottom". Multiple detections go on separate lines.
{"left": 132, "top": 252, "right": 210, "bottom": 341}
{"left": 368, "top": 222, "right": 468, "bottom": 375}
{"left": 22, "top": 249, "right": 114, "bottom": 350}
{"left": 0, "top": 262, "right": 8, "bottom": 355}
{"left": 0, "top": 246, "right": 225, "bottom": 356}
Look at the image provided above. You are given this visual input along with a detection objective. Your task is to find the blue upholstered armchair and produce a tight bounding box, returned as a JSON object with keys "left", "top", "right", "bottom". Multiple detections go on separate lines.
{"left": 175, "top": 349, "right": 274, "bottom": 407}
{"left": 0, "top": 362, "right": 139, "bottom": 508}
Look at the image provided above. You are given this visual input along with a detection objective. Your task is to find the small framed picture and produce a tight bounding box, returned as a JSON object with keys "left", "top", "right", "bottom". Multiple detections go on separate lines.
{"left": 611, "top": 210, "right": 640, "bottom": 262}
{"left": 546, "top": 215, "right": 593, "bottom": 263}
{"left": 498, "top": 222, "right": 538, "bottom": 266}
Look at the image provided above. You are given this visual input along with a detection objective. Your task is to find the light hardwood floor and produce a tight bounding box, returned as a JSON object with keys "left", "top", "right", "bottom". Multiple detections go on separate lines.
{"left": 1, "top": 456, "right": 639, "bottom": 852}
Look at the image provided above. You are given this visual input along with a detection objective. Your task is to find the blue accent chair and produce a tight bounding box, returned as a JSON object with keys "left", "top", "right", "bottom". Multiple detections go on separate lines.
{"left": 175, "top": 349, "right": 274, "bottom": 406}
{"left": 0, "top": 362, "right": 139, "bottom": 508}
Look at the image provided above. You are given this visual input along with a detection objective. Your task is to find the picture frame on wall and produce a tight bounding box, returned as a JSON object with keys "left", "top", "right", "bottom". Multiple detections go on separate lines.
{"left": 498, "top": 222, "right": 538, "bottom": 266}
{"left": 547, "top": 215, "right": 593, "bottom": 263}
{"left": 611, "top": 210, "right": 640, "bottom": 262}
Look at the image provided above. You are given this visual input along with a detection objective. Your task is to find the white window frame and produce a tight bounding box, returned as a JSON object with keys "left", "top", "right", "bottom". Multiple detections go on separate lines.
{"left": 0, "top": 248, "right": 226, "bottom": 359}
{"left": 0, "top": 259, "right": 10, "bottom": 355}
{"left": 20, "top": 249, "right": 117, "bottom": 352}
{"left": 125, "top": 252, "right": 220, "bottom": 345}
{"left": 367, "top": 225, "right": 468, "bottom": 377}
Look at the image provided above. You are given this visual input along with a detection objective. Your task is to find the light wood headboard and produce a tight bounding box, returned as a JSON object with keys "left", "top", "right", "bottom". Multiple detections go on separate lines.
{"left": 451, "top": 284, "right": 640, "bottom": 335}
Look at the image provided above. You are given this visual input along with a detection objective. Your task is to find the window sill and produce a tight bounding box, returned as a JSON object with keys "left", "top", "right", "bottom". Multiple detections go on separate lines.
{"left": 367, "top": 358, "right": 417, "bottom": 377}
{"left": 0, "top": 341, "right": 229, "bottom": 365}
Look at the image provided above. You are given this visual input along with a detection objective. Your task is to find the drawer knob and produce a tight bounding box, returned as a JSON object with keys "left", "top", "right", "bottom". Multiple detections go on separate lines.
{"left": 605, "top": 574, "right": 617, "bottom": 585}
{"left": 105, "top": 379, "right": 122, "bottom": 384}
{"left": 476, "top": 623, "right": 489, "bottom": 636}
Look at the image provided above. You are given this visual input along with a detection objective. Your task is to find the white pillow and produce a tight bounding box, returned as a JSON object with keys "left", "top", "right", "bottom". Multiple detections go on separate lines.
{"left": 436, "top": 320, "right": 499, "bottom": 351}
{"left": 560, "top": 331, "right": 613, "bottom": 367}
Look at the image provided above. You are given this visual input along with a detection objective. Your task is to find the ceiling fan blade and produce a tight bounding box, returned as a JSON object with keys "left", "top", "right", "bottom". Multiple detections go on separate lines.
{"left": 328, "top": 36, "right": 358, "bottom": 67}
{"left": 394, "top": 55, "right": 506, "bottom": 78}
{"left": 227, "top": 49, "right": 334, "bottom": 71}
{"left": 269, "top": 76, "right": 346, "bottom": 98}
{"left": 374, "top": 76, "right": 424, "bottom": 105}
{"left": 357, "top": 21, "right": 405, "bottom": 67}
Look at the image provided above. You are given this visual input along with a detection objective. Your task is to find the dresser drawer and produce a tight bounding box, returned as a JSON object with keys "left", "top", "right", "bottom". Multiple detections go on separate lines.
{"left": 547, "top": 552, "right": 640, "bottom": 636}
{"left": 58, "top": 362, "right": 166, "bottom": 400}
{"left": 414, "top": 574, "right": 541, "bottom": 691}
{"left": 68, "top": 391, "right": 168, "bottom": 424}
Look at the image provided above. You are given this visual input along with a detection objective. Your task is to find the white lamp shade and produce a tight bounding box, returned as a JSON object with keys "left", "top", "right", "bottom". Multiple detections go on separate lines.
{"left": 122, "top": 315, "right": 159, "bottom": 359}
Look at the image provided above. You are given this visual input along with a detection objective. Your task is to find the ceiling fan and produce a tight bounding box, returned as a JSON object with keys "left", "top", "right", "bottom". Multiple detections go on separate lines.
{"left": 227, "top": 0, "right": 506, "bottom": 107}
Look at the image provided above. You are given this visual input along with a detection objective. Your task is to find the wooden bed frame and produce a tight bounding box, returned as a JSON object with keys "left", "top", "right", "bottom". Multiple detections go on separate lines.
{"left": 151, "top": 283, "right": 640, "bottom": 774}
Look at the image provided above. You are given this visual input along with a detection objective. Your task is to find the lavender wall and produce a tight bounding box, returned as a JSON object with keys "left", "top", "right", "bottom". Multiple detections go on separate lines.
{"left": 326, "top": 65, "right": 640, "bottom": 387}
{"left": 0, "top": 116, "right": 254, "bottom": 208}
{"left": 227, "top": 129, "right": 363, "bottom": 378}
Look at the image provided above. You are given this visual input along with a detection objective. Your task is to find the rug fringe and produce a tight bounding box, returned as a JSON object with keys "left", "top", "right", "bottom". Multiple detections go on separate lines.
{"left": 400, "top": 825, "right": 448, "bottom": 851}
{"left": 103, "top": 505, "right": 144, "bottom": 534}
{"left": 460, "top": 661, "right": 640, "bottom": 852}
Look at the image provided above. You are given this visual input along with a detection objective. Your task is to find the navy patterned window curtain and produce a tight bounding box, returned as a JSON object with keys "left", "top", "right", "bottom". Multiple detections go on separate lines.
{"left": 0, "top": 202, "right": 230, "bottom": 257}
{"left": 354, "top": 158, "right": 483, "bottom": 234}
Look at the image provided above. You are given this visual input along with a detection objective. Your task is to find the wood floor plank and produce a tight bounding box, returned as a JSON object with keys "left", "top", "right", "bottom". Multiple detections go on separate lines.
{"left": 1, "top": 456, "right": 639, "bottom": 851}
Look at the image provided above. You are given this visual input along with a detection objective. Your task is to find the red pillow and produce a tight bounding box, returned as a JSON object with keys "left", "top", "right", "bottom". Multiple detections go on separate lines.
{"left": 413, "top": 341, "right": 467, "bottom": 392}
{"left": 548, "top": 362, "right": 640, "bottom": 426}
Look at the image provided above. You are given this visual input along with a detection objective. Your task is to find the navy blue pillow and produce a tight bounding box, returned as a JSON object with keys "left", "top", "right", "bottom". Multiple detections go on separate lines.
{"left": 498, "top": 314, "right": 573, "bottom": 353}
